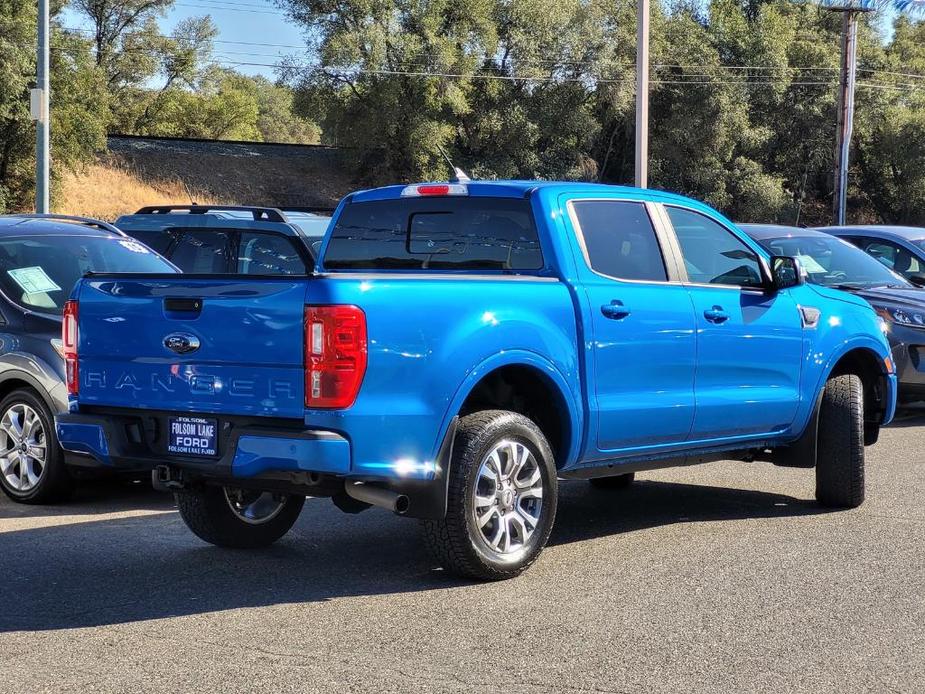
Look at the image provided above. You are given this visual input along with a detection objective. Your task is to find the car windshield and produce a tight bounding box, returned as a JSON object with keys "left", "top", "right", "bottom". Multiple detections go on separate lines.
{"left": 0, "top": 234, "right": 175, "bottom": 314}
{"left": 760, "top": 234, "right": 910, "bottom": 289}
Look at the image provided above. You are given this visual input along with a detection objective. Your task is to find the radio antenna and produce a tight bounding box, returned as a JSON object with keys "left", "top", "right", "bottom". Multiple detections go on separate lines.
{"left": 436, "top": 143, "right": 470, "bottom": 183}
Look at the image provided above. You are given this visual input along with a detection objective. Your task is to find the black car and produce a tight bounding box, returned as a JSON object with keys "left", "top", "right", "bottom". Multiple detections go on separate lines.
{"left": 742, "top": 224, "right": 925, "bottom": 407}
{"left": 0, "top": 214, "right": 177, "bottom": 503}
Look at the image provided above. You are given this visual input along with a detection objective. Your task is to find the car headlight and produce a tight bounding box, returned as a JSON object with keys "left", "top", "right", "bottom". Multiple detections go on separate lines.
{"left": 876, "top": 306, "right": 925, "bottom": 329}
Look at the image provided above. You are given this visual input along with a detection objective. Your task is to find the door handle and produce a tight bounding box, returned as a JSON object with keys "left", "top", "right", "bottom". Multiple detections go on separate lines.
{"left": 601, "top": 300, "right": 631, "bottom": 320}
{"left": 703, "top": 305, "right": 729, "bottom": 324}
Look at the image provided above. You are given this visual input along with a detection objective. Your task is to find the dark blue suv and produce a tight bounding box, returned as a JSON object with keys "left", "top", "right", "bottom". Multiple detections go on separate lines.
{"left": 0, "top": 214, "right": 176, "bottom": 504}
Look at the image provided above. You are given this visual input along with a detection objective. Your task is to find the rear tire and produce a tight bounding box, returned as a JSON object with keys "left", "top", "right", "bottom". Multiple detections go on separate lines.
{"left": 175, "top": 485, "right": 304, "bottom": 548}
{"left": 589, "top": 472, "right": 635, "bottom": 489}
{"left": 422, "top": 410, "right": 558, "bottom": 580}
{"left": 0, "top": 389, "right": 71, "bottom": 504}
{"left": 816, "top": 374, "right": 865, "bottom": 509}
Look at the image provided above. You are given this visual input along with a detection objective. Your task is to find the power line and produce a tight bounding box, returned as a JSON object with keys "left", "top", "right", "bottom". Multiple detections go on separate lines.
{"left": 36, "top": 23, "right": 925, "bottom": 87}
{"left": 216, "top": 59, "right": 925, "bottom": 92}
{"left": 175, "top": 2, "right": 286, "bottom": 15}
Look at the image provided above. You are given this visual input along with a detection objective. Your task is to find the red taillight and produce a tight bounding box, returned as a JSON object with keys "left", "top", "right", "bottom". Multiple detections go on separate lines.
{"left": 417, "top": 184, "right": 450, "bottom": 196}
{"left": 304, "top": 305, "right": 367, "bottom": 409}
{"left": 400, "top": 183, "right": 468, "bottom": 197}
{"left": 62, "top": 300, "right": 79, "bottom": 395}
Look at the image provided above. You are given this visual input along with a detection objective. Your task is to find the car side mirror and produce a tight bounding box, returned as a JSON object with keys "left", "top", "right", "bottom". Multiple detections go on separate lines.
{"left": 908, "top": 274, "right": 925, "bottom": 288}
{"left": 769, "top": 256, "right": 804, "bottom": 291}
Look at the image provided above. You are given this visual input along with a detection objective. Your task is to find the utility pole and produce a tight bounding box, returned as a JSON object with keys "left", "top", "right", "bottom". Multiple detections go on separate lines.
{"left": 34, "top": 0, "right": 50, "bottom": 213}
{"left": 634, "top": 0, "right": 649, "bottom": 189}
{"left": 832, "top": 10, "right": 859, "bottom": 226}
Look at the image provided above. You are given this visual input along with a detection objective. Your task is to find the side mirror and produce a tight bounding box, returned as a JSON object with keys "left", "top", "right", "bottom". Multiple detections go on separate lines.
{"left": 908, "top": 274, "right": 925, "bottom": 289}
{"left": 769, "top": 255, "right": 804, "bottom": 291}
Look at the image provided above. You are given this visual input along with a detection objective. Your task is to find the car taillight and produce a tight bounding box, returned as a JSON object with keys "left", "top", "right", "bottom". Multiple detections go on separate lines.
{"left": 304, "top": 305, "right": 367, "bottom": 409}
{"left": 62, "top": 300, "right": 79, "bottom": 395}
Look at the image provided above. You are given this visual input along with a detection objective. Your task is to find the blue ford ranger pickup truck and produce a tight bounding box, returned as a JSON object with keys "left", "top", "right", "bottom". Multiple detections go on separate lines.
{"left": 55, "top": 182, "right": 897, "bottom": 579}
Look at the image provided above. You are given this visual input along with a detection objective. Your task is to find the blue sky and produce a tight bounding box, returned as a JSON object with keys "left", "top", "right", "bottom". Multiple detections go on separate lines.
{"left": 61, "top": 0, "right": 307, "bottom": 80}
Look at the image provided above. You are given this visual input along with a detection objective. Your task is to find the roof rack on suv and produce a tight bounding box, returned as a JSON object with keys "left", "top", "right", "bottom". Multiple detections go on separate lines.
{"left": 278, "top": 206, "right": 336, "bottom": 215}
{"left": 10, "top": 213, "right": 127, "bottom": 237}
{"left": 133, "top": 205, "right": 289, "bottom": 223}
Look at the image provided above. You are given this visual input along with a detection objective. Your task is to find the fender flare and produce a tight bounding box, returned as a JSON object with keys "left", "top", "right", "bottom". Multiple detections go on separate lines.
{"left": 817, "top": 336, "right": 890, "bottom": 389}
{"left": 401, "top": 350, "right": 582, "bottom": 520}
{"left": 791, "top": 335, "right": 892, "bottom": 443}
{"left": 0, "top": 363, "right": 64, "bottom": 414}
{"left": 437, "top": 349, "right": 583, "bottom": 465}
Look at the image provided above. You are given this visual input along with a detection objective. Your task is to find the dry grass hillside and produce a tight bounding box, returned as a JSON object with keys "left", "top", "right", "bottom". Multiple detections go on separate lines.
{"left": 55, "top": 163, "right": 226, "bottom": 221}
{"left": 105, "top": 136, "right": 353, "bottom": 211}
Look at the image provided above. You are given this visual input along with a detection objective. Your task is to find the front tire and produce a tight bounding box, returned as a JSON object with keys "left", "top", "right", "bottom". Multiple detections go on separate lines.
{"left": 816, "top": 374, "right": 865, "bottom": 509}
{"left": 175, "top": 485, "right": 305, "bottom": 548}
{"left": 0, "top": 388, "right": 71, "bottom": 504}
{"left": 423, "top": 410, "right": 558, "bottom": 580}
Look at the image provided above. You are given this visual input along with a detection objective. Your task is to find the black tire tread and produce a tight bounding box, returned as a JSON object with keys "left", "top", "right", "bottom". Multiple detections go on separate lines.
{"left": 175, "top": 486, "right": 304, "bottom": 548}
{"left": 422, "top": 409, "right": 557, "bottom": 581}
{"left": 816, "top": 373, "right": 865, "bottom": 509}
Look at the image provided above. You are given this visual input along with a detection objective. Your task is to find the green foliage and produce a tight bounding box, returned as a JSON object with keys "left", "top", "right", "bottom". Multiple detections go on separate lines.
{"left": 69, "top": 1, "right": 321, "bottom": 144}
{"left": 0, "top": 1, "right": 107, "bottom": 212}
{"left": 281, "top": 0, "right": 925, "bottom": 224}
{"left": 854, "top": 17, "right": 925, "bottom": 224}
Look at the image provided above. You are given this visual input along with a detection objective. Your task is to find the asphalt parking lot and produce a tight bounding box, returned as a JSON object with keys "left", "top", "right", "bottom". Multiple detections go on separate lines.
{"left": 2, "top": 418, "right": 924, "bottom": 694}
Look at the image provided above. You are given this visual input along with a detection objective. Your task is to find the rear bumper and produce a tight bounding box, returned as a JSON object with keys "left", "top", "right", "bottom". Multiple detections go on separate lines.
{"left": 55, "top": 412, "right": 351, "bottom": 477}
{"left": 55, "top": 409, "right": 453, "bottom": 519}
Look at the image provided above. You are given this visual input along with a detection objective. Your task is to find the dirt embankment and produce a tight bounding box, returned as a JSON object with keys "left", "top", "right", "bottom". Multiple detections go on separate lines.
{"left": 56, "top": 135, "right": 357, "bottom": 220}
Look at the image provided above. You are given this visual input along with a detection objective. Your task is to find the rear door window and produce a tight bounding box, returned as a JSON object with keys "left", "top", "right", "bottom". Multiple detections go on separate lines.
{"left": 857, "top": 238, "right": 924, "bottom": 277}
{"left": 124, "top": 229, "right": 175, "bottom": 256}
{"left": 323, "top": 197, "right": 543, "bottom": 270}
{"left": 237, "top": 231, "right": 307, "bottom": 275}
{"left": 570, "top": 200, "right": 667, "bottom": 281}
{"left": 168, "top": 231, "right": 231, "bottom": 274}
{"left": 0, "top": 235, "right": 176, "bottom": 314}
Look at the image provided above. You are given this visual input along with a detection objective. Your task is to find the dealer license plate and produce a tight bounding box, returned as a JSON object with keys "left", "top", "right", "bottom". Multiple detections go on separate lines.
{"left": 167, "top": 416, "right": 218, "bottom": 457}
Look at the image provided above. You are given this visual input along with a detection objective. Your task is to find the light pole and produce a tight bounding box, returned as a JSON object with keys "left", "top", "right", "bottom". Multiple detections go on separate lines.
{"left": 33, "top": 0, "right": 50, "bottom": 213}
{"left": 634, "top": 0, "right": 649, "bottom": 189}
{"left": 829, "top": 5, "right": 873, "bottom": 225}
{"left": 823, "top": 0, "right": 925, "bottom": 224}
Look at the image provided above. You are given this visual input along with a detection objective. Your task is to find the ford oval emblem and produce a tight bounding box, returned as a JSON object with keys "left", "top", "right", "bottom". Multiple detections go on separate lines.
{"left": 163, "top": 333, "right": 201, "bottom": 355}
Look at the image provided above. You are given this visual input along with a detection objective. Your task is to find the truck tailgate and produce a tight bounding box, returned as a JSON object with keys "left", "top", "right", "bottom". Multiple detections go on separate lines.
{"left": 76, "top": 277, "right": 307, "bottom": 418}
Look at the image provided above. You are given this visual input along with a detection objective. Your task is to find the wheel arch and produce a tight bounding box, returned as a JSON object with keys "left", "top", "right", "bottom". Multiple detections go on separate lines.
{"left": 0, "top": 371, "right": 59, "bottom": 415}
{"left": 826, "top": 346, "right": 890, "bottom": 430}
{"left": 437, "top": 351, "right": 582, "bottom": 471}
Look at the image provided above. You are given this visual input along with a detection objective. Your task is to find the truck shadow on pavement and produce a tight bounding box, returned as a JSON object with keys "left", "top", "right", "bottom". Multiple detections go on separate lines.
{"left": 0, "top": 478, "right": 827, "bottom": 633}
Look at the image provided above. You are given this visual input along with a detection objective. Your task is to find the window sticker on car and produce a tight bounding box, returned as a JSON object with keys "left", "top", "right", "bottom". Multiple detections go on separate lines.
{"left": 795, "top": 254, "right": 828, "bottom": 274}
{"left": 119, "top": 240, "right": 150, "bottom": 254}
{"left": 7, "top": 266, "right": 62, "bottom": 294}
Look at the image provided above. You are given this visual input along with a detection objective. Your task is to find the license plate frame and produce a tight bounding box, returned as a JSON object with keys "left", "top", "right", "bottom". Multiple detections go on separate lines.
{"left": 167, "top": 416, "right": 218, "bottom": 457}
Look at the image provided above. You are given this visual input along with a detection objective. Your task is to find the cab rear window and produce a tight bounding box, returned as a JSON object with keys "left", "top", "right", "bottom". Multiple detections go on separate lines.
{"left": 323, "top": 197, "right": 543, "bottom": 271}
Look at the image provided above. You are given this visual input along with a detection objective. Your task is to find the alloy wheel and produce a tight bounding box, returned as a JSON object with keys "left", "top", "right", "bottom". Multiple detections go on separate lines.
{"left": 472, "top": 439, "right": 544, "bottom": 555}
{"left": 223, "top": 487, "right": 289, "bottom": 525}
{"left": 0, "top": 403, "right": 47, "bottom": 493}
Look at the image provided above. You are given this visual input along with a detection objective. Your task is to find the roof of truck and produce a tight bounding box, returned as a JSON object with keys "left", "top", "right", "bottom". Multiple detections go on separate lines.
{"left": 348, "top": 181, "right": 711, "bottom": 208}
